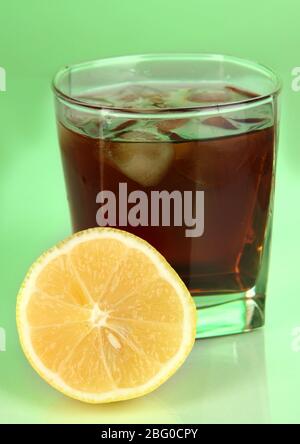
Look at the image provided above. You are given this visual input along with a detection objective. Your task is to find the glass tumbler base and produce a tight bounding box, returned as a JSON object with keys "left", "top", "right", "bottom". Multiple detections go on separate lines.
{"left": 194, "top": 288, "right": 265, "bottom": 339}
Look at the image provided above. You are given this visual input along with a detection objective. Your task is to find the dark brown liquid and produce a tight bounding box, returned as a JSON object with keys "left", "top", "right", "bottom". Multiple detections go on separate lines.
{"left": 58, "top": 118, "right": 274, "bottom": 295}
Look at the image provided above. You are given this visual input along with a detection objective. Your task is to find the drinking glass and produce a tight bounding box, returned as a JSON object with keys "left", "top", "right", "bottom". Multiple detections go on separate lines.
{"left": 53, "top": 54, "right": 280, "bottom": 338}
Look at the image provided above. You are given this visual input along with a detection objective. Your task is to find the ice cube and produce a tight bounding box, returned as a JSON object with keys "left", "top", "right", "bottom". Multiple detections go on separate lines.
{"left": 156, "top": 118, "right": 187, "bottom": 141}
{"left": 157, "top": 119, "right": 186, "bottom": 132}
{"left": 202, "top": 116, "right": 237, "bottom": 130}
{"left": 117, "top": 85, "right": 167, "bottom": 109}
{"left": 225, "top": 85, "right": 258, "bottom": 99}
{"left": 186, "top": 88, "right": 230, "bottom": 104}
{"left": 105, "top": 131, "right": 174, "bottom": 187}
{"left": 146, "top": 94, "right": 168, "bottom": 108}
{"left": 160, "top": 131, "right": 185, "bottom": 142}
{"left": 64, "top": 110, "right": 103, "bottom": 137}
{"left": 78, "top": 119, "right": 103, "bottom": 137}
{"left": 112, "top": 119, "right": 138, "bottom": 133}
{"left": 232, "top": 117, "right": 265, "bottom": 124}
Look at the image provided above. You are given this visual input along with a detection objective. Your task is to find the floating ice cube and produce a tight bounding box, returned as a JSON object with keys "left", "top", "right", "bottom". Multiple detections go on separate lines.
{"left": 186, "top": 88, "right": 231, "bottom": 104}
{"left": 225, "top": 85, "right": 258, "bottom": 99}
{"left": 105, "top": 131, "right": 174, "bottom": 187}
{"left": 156, "top": 119, "right": 186, "bottom": 132}
{"left": 112, "top": 119, "right": 138, "bottom": 133}
{"left": 203, "top": 116, "right": 237, "bottom": 130}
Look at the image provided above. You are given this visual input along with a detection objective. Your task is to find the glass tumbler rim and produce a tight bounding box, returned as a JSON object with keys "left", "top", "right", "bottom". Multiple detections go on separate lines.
{"left": 52, "top": 53, "right": 281, "bottom": 116}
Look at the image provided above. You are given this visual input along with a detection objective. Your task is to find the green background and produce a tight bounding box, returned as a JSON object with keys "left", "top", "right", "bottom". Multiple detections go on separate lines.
{"left": 0, "top": 0, "right": 300, "bottom": 423}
